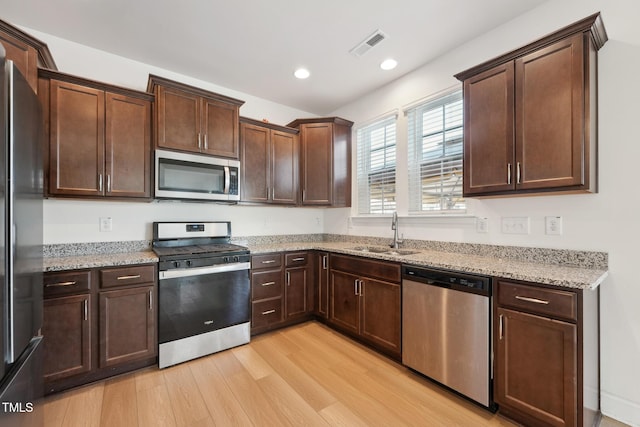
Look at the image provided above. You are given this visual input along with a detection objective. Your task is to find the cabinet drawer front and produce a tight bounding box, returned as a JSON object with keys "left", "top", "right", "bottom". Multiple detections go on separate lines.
{"left": 330, "top": 254, "right": 401, "bottom": 283}
{"left": 251, "top": 270, "right": 283, "bottom": 300}
{"left": 44, "top": 270, "right": 92, "bottom": 297}
{"left": 251, "top": 253, "right": 282, "bottom": 269}
{"left": 498, "top": 281, "right": 577, "bottom": 321}
{"left": 100, "top": 265, "right": 156, "bottom": 289}
{"left": 251, "top": 298, "right": 282, "bottom": 329}
{"left": 285, "top": 252, "right": 308, "bottom": 267}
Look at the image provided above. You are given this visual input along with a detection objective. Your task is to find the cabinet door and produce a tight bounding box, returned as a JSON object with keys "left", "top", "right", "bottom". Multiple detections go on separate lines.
{"left": 105, "top": 93, "right": 151, "bottom": 198}
{"left": 99, "top": 286, "right": 156, "bottom": 368}
{"left": 155, "top": 86, "right": 200, "bottom": 152}
{"left": 316, "top": 252, "right": 329, "bottom": 318}
{"left": 271, "top": 130, "right": 298, "bottom": 204}
{"left": 240, "top": 122, "right": 270, "bottom": 202}
{"left": 360, "top": 278, "right": 401, "bottom": 355}
{"left": 496, "top": 307, "right": 577, "bottom": 427}
{"left": 49, "top": 80, "right": 105, "bottom": 196}
{"left": 515, "top": 34, "right": 585, "bottom": 190}
{"left": 329, "top": 270, "right": 359, "bottom": 334}
{"left": 463, "top": 62, "right": 515, "bottom": 195}
{"left": 0, "top": 32, "right": 38, "bottom": 91}
{"left": 201, "top": 97, "right": 239, "bottom": 158}
{"left": 285, "top": 267, "right": 308, "bottom": 318}
{"left": 300, "top": 123, "right": 332, "bottom": 205}
{"left": 42, "top": 294, "right": 91, "bottom": 382}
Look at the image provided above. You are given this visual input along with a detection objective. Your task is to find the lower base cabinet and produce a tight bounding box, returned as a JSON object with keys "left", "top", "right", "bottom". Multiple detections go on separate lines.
{"left": 43, "top": 264, "right": 157, "bottom": 394}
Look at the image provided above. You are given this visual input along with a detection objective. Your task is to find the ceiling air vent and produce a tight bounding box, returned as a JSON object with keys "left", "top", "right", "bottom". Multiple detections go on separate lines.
{"left": 349, "top": 29, "right": 388, "bottom": 57}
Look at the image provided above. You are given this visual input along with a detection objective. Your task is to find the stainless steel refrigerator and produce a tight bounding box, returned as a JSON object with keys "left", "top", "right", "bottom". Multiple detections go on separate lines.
{"left": 0, "top": 45, "right": 44, "bottom": 427}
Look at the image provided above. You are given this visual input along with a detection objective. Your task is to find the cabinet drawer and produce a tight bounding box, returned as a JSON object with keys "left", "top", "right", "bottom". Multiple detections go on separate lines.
{"left": 498, "top": 281, "right": 578, "bottom": 322}
{"left": 100, "top": 265, "right": 155, "bottom": 289}
{"left": 285, "top": 252, "right": 308, "bottom": 267}
{"left": 330, "top": 254, "right": 401, "bottom": 283}
{"left": 251, "top": 253, "right": 282, "bottom": 269}
{"left": 251, "top": 270, "right": 283, "bottom": 300}
{"left": 44, "top": 270, "right": 92, "bottom": 297}
{"left": 251, "top": 298, "right": 282, "bottom": 329}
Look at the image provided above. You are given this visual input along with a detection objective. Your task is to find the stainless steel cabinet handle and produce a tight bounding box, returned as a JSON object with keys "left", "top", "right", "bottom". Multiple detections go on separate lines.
{"left": 261, "top": 281, "right": 276, "bottom": 287}
{"left": 499, "top": 314, "right": 504, "bottom": 340}
{"left": 84, "top": 300, "right": 88, "bottom": 321}
{"left": 359, "top": 280, "right": 364, "bottom": 296}
{"left": 354, "top": 279, "right": 359, "bottom": 295}
{"left": 262, "top": 309, "right": 276, "bottom": 315}
{"left": 292, "top": 257, "right": 305, "bottom": 262}
{"left": 204, "top": 134, "right": 208, "bottom": 150}
{"left": 516, "top": 162, "right": 521, "bottom": 184}
{"left": 261, "top": 260, "right": 276, "bottom": 264}
{"left": 322, "top": 255, "right": 328, "bottom": 270}
{"left": 107, "top": 174, "right": 111, "bottom": 193}
{"left": 507, "top": 164, "right": 512, "bottom": 185}
{"left": 149, "top": 290, "right": 153, "bottom": 310}
{"left": 197, "top": 133, "right": 202, "bottom": 149}
{"left": 98, "top": 174, "right": 103, "bottom": 192}
{"left": 515, "top": 295, "right": 550, "bottom": 305}
{"left": 286, "top": 271, "right": 291, "bottom": 286}
{"left": 117, "top": 274, "right": 141, "bottom": 280}
{"left": 46, "top": 281, "right": 77, "bottom": 288}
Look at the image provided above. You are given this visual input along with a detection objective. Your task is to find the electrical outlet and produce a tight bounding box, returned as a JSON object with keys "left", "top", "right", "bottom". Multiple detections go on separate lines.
{"left": 476, "top": 217, "right": 489, "bottom": 233}
{"left": 545, "top": 216, "right": 563, "bottom": 235}
{"left": 99, "top": 217, "right": 113, "bottom": 232}
{"left": 501, "top": 217, "right": 530, "bottom": 234}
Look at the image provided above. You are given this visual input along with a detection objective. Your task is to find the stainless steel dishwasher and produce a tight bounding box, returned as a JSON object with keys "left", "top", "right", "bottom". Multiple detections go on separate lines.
{"left": 402, "top": 265, "right": 495, "bottom": 410}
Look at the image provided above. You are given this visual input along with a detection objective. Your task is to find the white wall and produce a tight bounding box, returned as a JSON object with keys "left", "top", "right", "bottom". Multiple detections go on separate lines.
{"left": 23, "top": 28, "right": 326, "bottom": 243}
{"left": 330, "top": 0, "right": 640, "bottom": 424}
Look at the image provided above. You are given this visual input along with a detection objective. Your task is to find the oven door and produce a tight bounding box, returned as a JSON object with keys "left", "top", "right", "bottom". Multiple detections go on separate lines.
{"left": 158, "top": 262, "right": 250, "bottom": 344}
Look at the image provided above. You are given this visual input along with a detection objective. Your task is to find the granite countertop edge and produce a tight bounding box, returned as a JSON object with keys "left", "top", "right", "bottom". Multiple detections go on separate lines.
{"left": 43, "top": 242, "right": 607, "bottom": 290}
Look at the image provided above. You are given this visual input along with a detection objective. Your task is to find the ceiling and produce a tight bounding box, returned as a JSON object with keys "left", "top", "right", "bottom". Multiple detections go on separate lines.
{"left": 1, "top": 0, "right": 548, "bottom": 114}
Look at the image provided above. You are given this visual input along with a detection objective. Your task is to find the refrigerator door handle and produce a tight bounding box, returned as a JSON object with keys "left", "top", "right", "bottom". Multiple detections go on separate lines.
{"left": 7, "top": 223, "right": 16, "bottom": 362}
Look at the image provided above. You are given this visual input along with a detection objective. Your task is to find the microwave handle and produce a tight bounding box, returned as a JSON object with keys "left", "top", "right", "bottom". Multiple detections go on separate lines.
{"left": 224, "top": 166, "right": 230, "bottom": 194}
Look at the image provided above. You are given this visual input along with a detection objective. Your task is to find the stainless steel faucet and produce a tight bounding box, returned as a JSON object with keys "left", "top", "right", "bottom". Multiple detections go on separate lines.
{"left": 390, "top": 212, "right": 403, "bottom": 249}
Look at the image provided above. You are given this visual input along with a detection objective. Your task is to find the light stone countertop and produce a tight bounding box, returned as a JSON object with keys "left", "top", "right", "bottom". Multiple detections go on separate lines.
{"left": 43, "top": 250, "right": 158, "bottom": 272}
{"left": 248, "top": 242, "right": 608, "bottom": 290}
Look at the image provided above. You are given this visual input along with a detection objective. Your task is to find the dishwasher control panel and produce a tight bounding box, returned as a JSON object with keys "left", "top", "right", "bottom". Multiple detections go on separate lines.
{"left": 402, "top": 265, "right": 491, "bottom": 296}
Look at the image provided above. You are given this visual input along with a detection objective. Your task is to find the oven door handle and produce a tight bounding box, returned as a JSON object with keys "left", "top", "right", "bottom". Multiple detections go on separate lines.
{"left": 159, "top": 262, "right": 250, "bottom": 280}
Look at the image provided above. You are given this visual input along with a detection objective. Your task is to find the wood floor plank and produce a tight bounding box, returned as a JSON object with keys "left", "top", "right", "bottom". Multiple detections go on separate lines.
{"left": 189, "top": 356, "right": 254, "bottom": 427}
{"left": 136, "top": 383, "right": 177, "bottom": 427}
{"left": 231, "top": 345, "right": 274, "bottom": 380}
{"left": 135, "top": 366, "right": 166, "bottom": 392}
{"left": 100, "top": 376, "right": 137, "bottom": 427}
{"left": 57, "top": 382, "right": 104, "bottom": 427}
{"left": 318, "top": 401, "right": 370, "bottom": 427}
{"left": 42, "top": 392, "right": 71, "bottom": 427}
{"left": 251, "top": 336, "right": 337, "bottom": 412}
{"left": 163, "top": 362, "right": 212, "bottom": 427}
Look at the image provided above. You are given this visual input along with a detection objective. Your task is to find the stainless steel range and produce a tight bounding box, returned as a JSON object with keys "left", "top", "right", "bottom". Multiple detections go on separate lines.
{"left": 152, "top": 221, "right": 250, "bottom": 369}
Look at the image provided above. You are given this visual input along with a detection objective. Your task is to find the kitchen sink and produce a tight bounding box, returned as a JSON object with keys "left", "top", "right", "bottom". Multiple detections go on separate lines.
{"left": 349, "top": 246, "right": 420, "bottom": 256}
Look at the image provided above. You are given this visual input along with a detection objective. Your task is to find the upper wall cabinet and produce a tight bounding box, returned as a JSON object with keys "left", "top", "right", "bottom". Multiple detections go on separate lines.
{"left": 39, "top": 69, "right": 153, "bottom": 199}
{"left": 287, "top": 117, "right": 353, "bottom": 207}
{"left": 0, "top": 18, "right": 57, "bottom": 93}
{"left": 455, "top": 13, "right": 608, "bottom": 197}
{"left": 147, "top": 75, "right": 245, "bottom": 159}
{"left": 240, "top": 117, "right": 299, "bottom": 205}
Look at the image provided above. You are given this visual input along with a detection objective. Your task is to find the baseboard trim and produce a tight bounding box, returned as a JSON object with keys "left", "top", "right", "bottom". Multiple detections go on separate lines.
{"left": 602, "top": 391, "right": 640, "bottom": 426}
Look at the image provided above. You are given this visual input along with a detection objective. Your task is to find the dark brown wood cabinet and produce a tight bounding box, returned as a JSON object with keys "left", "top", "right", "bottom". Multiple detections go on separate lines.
{"left": 287, "top": 117, "right": 353, "bottom": 207}
{"left": 329, "top": 254, "right": 401, "bottom": 359}
{"left": 0, "top": 18, "right": 57, "bottom": 92}
{"left": 39, "top": 70, "right": 152, "bottom": 199}
{"left": 494, "top": 279, "right": 600, "bottom": 427}
{"left": 42, "top": 264, "right": 157, "bottom": 394}
{"left": 148, "top": 75, "right": 244, "bottom": 159}
{"left": 240, "top": 117, "right": 299, "bottom": 204}
{"left": 456, "top": 13, "right": 607, "bottom": 197}
{"left": 250, "top": 252, "right": 313, "bottom": 335}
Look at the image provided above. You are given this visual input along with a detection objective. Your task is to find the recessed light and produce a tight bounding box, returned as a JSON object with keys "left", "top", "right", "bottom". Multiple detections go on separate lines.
{"left": 294, "top": 68, "right": 310, "bottom": 79}
{"left": 380, "top": 59, "right": 398, "bottom": 70}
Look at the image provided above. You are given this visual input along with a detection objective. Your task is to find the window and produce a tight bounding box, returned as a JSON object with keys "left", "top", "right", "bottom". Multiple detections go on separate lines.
{"left": 407, "top": 90, "right": 465, "bottom": 213}
{"left": 356, "top": 115, "right": 397, "bottom": 214}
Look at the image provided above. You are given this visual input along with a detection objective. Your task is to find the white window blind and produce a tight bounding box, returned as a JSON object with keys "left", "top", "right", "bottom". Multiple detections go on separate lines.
{"left": 407, "top": 90, "right": 465, "bottom": 213}
{"left": 356, "top": 116, "right": 397, "bottom": 214}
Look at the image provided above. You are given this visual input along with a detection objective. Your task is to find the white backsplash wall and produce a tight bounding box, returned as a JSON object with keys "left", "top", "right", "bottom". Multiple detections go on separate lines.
{"left": 44, "top": 199, "right": 325, "bottom": 243}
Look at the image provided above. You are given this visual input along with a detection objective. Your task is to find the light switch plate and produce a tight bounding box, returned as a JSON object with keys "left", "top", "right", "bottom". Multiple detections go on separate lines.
{"left": 501, "top": 217, "right": 530, "bottom": 234}
{"left": 545, "top": 216, "right": 563, "bottom": 235}
{"left": 99, "top": 217, "right": 113, "bottom": 232}
{"left": 476, "top": 217, "right": 489, "bottom": 233}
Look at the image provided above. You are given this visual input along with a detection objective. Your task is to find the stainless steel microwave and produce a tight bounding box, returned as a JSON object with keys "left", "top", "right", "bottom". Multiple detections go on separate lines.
{"left": 155, "top": 149, "right": 240, "bottom": 202}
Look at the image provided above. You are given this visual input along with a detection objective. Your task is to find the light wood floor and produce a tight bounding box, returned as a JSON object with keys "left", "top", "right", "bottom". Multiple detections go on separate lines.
{"left": 41, "top": 321, "right": 563, "bottom": 426}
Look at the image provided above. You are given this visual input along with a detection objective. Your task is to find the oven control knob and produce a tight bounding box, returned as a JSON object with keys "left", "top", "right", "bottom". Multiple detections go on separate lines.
{"left": 233, "top": 256, "right": 240, "bottom": 262}
{"left": 173, "top": 261, "right": 181, "bottom": 268}
{"left": 223, "top": 256, "right": 230, "bottom": 263}
{"left": 186, "top": 260, "right": 192, "bottom": 267}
